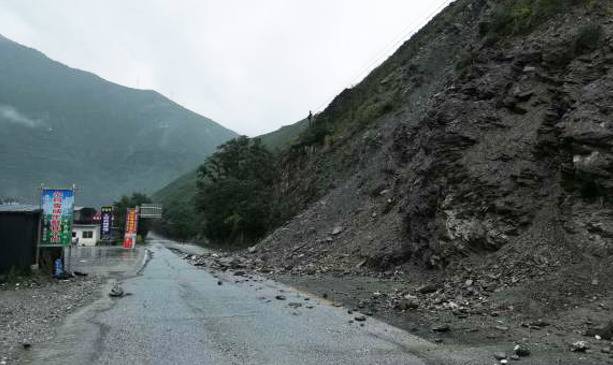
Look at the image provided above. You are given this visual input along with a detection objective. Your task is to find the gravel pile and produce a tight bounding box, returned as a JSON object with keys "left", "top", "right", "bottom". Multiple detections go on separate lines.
{"left": 0, "top": 276, "right": 101, "bottom": 364}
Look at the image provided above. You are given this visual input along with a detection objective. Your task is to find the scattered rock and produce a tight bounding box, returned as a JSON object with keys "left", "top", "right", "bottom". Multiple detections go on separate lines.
{"left": 395, "top": 299, "right": 419, "bottom": 311}
{"left": 331, "top": 226, "right": 344, "bottom": 236}
{"left": 493, "top": 352, "right": 507, "bottom": 360}
{"left": 513, "top": 344, "right": 530, "bottom": 357}
{"left": 530, "top": 319, "right": 549, "bottom": 327}
{"left": 217, "top": 280, "right": 223, "bottom": 286}
{"left": 523, "top": 66, "right": 537, "bottom": 73}
{"left": 570, "top": 340, "right": 589, "bottom": 352}
{"left": 432, "top": 324, "right": 450, "bottom": 332}
{"left": 354, "top": 315, "right": 367, "bottom": 322}
{"left": 417, "top": 283, "right": 439, "bottom": 294}
{"left": 585, "top": 320, "right": 613, "bottom": 340}
{"left": 275, "top": 295, "right": 287, "bottom": 301}
{"left": 288, "top": 302, "right": 302, "bottom": 308}
{"left": 233, "top": 271, "right": 246, "bottom": 276}
{"left": 109, "top": 283, "right": 124, "bottom": 298}
{"left": 22, "top": 342, "right": 31, "bottom": 350}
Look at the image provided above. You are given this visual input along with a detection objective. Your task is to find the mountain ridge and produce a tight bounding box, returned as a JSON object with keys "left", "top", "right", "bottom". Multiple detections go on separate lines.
{"left": 0, "top": 34, "right": 237, "bottom": 205}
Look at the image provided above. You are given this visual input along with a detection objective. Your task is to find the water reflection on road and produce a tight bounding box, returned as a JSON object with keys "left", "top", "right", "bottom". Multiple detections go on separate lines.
{"left": 69, "top": 246, "right": 145, "bottom": 278}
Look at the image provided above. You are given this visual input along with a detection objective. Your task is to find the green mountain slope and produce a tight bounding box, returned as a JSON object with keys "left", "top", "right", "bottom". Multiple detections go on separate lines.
{"left": 152, "top": 118, "right": 309, "bottom": 238}
{"left": 0, "top": 34, "right": 237, "bottom": 205}
{"left": 258, "top": 118, "right": 309, "bottom": 151}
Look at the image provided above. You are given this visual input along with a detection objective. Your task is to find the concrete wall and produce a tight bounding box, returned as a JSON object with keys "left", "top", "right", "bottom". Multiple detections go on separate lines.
{"left": 72, "top": 225, "right": 100, "bottom": 247}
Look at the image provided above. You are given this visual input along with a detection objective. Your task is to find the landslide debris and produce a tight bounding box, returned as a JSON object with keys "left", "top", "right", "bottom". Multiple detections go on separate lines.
{"left": 176, "top": 0, "right": 613, "bottom": 362}
{"left": 237, "top": 0, "right": 613, "bottom": 362}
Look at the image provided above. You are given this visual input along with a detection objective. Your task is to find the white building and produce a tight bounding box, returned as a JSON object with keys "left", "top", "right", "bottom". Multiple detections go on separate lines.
{"left": 72, "top": 224, "right": 100, "bottom": 247}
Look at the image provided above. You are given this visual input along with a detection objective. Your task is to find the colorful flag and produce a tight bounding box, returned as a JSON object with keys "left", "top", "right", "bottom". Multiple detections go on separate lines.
{"left": 100, "top": 206, "right": 113, "bottom": 240}
{"left": 123, "top": 207, "right": 139, "bottom": 249}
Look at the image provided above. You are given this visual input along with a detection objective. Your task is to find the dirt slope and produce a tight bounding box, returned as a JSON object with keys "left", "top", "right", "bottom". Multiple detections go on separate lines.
{"left": 256, "top": 0, "right": 613, "bottom": 282}
{"left": 238, "top": 0, "right": 613, "bottom": 362}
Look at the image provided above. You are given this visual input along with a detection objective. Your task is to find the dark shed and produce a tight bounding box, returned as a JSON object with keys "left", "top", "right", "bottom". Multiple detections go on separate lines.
{"left": 0, "top": 204, "right": 41, "bottom": 274}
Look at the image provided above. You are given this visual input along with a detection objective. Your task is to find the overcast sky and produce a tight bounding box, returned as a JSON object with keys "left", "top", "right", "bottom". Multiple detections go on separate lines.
{"left": 0, "top": 0, "right": 452, "bottom": 136}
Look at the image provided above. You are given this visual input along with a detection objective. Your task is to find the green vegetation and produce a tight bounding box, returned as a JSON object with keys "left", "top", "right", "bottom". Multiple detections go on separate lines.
{"left": 154, "top": 117, "right": 312, "bottom": 241}
{"left": 482, "top": 0, "right": 590, "bottom": 38}
{"left": 0, "top": 35, "right": 236, "bottom": 205}
{"left": 195, "top": 137, "right": 278, "bottom": 246}
{"left": 156, "top": 135, "right": 283, "bottom": 245}
{"left": 113, "top": 193, "right": 153, "bottom": 239}
{"left": 153, "top": 170, "right": 202, "bottom": 240}
{"left": 574, "top": 24, "right": 604, "bottom": 55}
{"left": 259, "top": 118, "right": 310, "bottom": 151}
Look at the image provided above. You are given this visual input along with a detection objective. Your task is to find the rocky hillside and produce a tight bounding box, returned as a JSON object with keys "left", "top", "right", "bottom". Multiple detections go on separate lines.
{"left": 0, "top": 34, "right": 237, "bottom": 205}
{"left": 154, "top": 1, "right": 613, "bottom": 360}
{"left": 253, "top": 0, "right": 612, "bottom": 275}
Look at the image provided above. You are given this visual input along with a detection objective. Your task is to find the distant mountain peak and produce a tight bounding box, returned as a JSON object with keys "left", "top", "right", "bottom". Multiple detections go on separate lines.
{"left": 0, "top": 35, "right": 237, "bottom": 205}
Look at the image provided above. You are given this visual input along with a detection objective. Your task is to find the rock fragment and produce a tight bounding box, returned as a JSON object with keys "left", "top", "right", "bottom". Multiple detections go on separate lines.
{"left": 570, "top": 340, "right": 589, "bottom": 352}
{"left": 417, "top": 283, "right": 439, "bottom": 294}
{"left": 493, "top": 352, "right": 506, "bottom": 360}
{"left": 585, "top": 320, "right": 613, "bottom": 340}
{"left": 432, "top": 324, "right": 450, "bottom": 332}
{"left": 513, "top": 344, "right": 530, "bottom": 357}
{"left": 109, "top": 283, "right": 124, "bottom": 298}
{"left": 354, "top": 315, "right": 367, "bottom": 322}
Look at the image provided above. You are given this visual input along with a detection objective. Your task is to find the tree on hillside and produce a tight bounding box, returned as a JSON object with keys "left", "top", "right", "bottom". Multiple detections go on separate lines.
{"left": 113, "top": 193, "right": 153, "bottom": 238}
{"left": 196, "top": 136, "right": 278, "bottom": 245}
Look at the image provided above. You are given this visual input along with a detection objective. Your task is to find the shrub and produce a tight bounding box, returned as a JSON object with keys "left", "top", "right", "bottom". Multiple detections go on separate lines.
{"left": 574, "top": 24, "right": 603, "bottom": 55}
{"left": 484, "top": 0, "right": 589, "bottom": 38}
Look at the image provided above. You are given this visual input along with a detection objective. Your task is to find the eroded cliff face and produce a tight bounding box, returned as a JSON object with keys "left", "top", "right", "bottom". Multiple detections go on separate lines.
{"left": 399, "top": 12, "right": 613, "bottom": 268}
{"left": 256, "top": 1, "right": 612, "bottom": 273}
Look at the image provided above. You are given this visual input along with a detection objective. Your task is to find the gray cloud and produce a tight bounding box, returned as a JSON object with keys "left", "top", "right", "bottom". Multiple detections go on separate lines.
{"left": 0, "top": 104, "right": 40, "bottom": 127}
{"left": 0, "top": 0, "right": 452, "bottom": 136}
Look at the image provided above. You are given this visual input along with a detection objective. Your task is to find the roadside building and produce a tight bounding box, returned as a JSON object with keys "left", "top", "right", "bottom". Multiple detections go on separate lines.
{"left": 72, "top": 207, "right": 100, "bottom": 246}
{"left": 72, "top": 224, "right": 100, "bottom": 246}
{"left": 0, "top": 204, "right": 41, "bottom": 274}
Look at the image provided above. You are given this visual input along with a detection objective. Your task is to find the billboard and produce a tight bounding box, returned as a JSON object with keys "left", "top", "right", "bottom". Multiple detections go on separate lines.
{"left": 100, "top": 206, "right": 113, "bottom": 240}
{"left": 41, "top": 189, "right": 75, "bottom": 247}
{"left": 140, "top": 203, "right": 163, "bottom": 219}
{"left": 123, "top": 207, "right": 139, "bottom": 249}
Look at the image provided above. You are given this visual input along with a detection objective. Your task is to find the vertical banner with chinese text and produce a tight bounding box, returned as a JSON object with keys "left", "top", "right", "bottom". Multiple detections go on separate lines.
{"left": 100, "top": 206, "right": 113, "bottom": 240}
{"left": 41, "top": 189, "right": 75, "bottom": 247}
{"left": 122, "top": 207, "right": 139, "bottom": 249}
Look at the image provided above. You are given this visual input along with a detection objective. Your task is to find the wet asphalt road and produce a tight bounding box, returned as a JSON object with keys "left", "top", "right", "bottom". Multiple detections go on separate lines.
{"left": 24, "top": 238, "right": 484, "bottom": 365}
